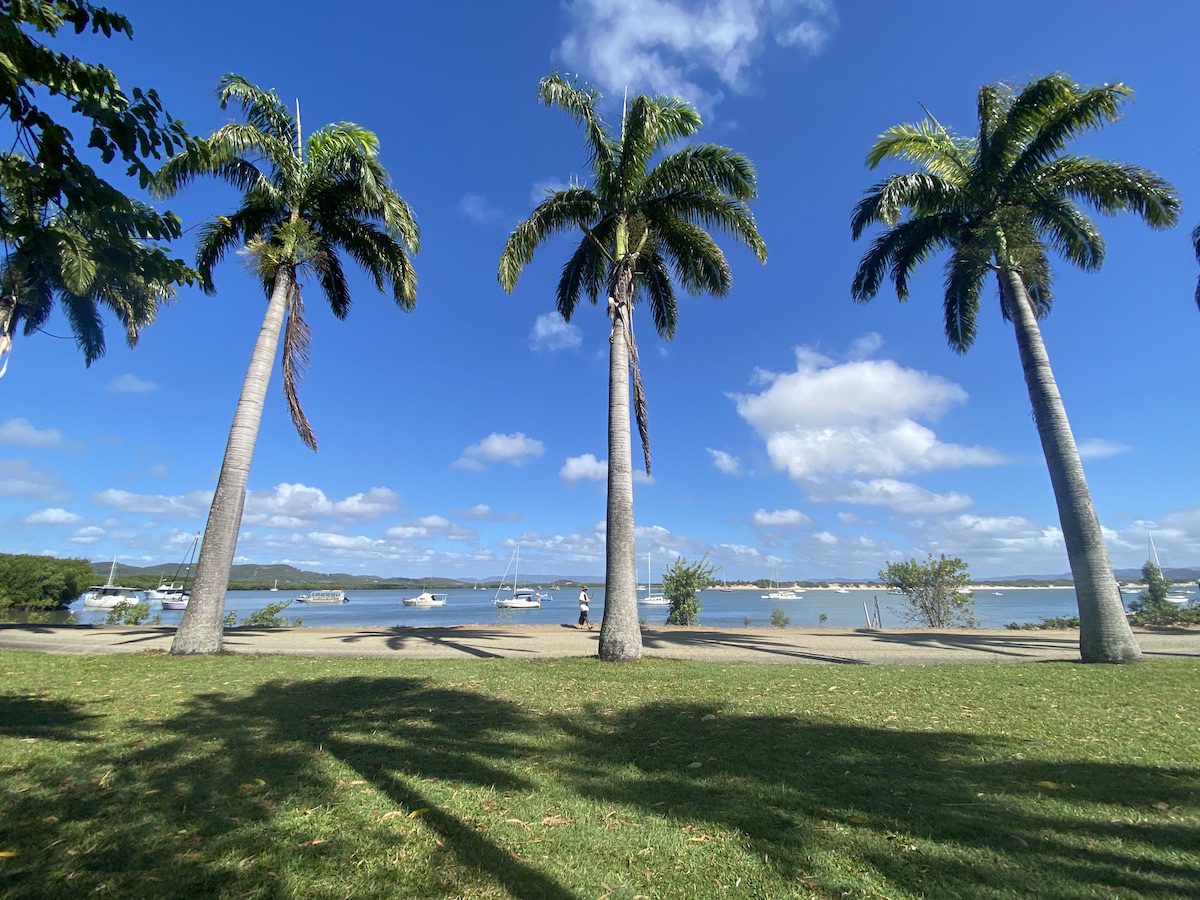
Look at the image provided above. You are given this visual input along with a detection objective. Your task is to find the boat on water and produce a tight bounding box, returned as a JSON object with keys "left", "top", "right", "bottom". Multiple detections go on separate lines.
{"left": 834, "top": 588, "right": 850, "bottom": 594}
{"left": 640, "top": 551, "right": 670, "bottom": 605}
{"left": 270, "top": 579, "right": 279, "bottom": 592}
{"left": 760, "top": 565, "right": 803, "bottom": 600}
{"left": 494, "top": 546, "right": 541, "bottom": 609}
{"left": 1148, "top": 532, "right": 1191, "bottom": 606}
{"left": 147, "top": 533, "right": 199, "bottom": 610}
{"left": 82, "top": 560, "right": 142, "bottom": 609}
{"left": 296, "top": 589, "right": 349, "bottom": 604}
{"left": 402, "top": 590, "right": 448, "bottom": 608}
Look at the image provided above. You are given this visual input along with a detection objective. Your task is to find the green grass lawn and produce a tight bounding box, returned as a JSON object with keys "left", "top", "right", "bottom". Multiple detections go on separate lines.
{"left": 1, "top": 652, "right": 1197, "bottom": 898}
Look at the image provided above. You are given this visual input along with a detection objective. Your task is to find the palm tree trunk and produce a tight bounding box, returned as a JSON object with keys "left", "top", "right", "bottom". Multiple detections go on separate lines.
{"left": 598, "top": 264, "right": 641, "bottom": 662}
{"left": 171, "top": 269, "right": 294, "bottom": 654}
{"left": 1001, "top": 269, "right": 1141, "bottom": 663}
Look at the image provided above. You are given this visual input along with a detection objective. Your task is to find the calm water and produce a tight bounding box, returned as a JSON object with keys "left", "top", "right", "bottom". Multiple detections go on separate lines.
{"left": 22, "top": 585, "right": 1190, "bottom": 630}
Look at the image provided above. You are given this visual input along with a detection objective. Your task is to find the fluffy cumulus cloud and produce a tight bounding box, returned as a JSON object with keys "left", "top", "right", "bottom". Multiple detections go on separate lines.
{"left": 707, "top": 448, "right": 741, "bottom": 475}
{"left": 0, "top": 417, "right": 66, "bottom": 448}
{"left": 559, "top": 0, "right": 838, "bottom": 111}
{"left": 454, "top": 433, "right": 545, "bottom": 471}
{"left": 24, "top": 507, "right": 82, "bottom": 525}
{"left": 733, "top": 342, "right": 1003, "bottom": 513}
{"left": 529, "top": 312, "right": 583, "bottom": 351}
{"left": 752, "top": 507, "right": 810, "bottom": 527}
{"left": 242, "top": 484, "right": 399, "bottom": 527}
{"left": 561, "top": 453, "right": 654, "bottom": 484}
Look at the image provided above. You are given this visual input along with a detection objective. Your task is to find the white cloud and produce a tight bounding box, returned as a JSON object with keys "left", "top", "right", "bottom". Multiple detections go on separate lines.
{"left": 561, "top": 452, "right": 607, "bottom": 482}
{"left": 108, "top": 373, "right": 158, "bottom": 393}
{"left": 0, "top": 459, "right": 67, "bottom": 501}
{"left": 848, "top": 331, "right": 883, "bottom": 359}
{"left": 530, "top": 312, "right": 583, "bottom": 351}
{"left": 332, "top": 487, "right": 399, "bottom": 520}
{"left": 24, "top": 507, "right": 83, "bottom": 525}
{"left": 384, "top": 525, "right": 428, "bottom": 539}
{"left": 0, "top": 417, "right": 66, "bottom": 448}
{"left": 558, "top": 0, "right": 838, "bottom": 112}
{"left": 458, "top": 193, "right": 503, "bottom": 224}
{"left": 707, "top": 448, "right": 741, "bottom": 475}
{"left": 454, "top": 432, "right": 545, "bottom": 470}
{"left": 93, "top": 487, "right": 212, "bottom": 517}
{"left": 560, "top": 452, "right": 654, "bottom": 485}
{"left": 1077, "top": 438, "right": 1132, "bottom": 460}
{"left": 70, "top": 525, "right": 105, "bottom": 544}
{"left": 752, "top": 508, "right": 810, "bottom": 527}
{"left": 815, "top": 530, "right": 837, "bottom": 544}
{"left": 733, "top": 342, "right": 1003, "bottom": 508}
{"left": 825, "top": 479, "right": 973, "bottom": 515}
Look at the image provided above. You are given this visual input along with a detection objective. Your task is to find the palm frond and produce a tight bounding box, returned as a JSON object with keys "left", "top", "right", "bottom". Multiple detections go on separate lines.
{"left": 642, "top": 144, "right": 758, "bottom": 201}
{"left": 499, "top": 188, "right": 604, "bottom": 292}
{"left": 942, "top": 241, "right": 991, "bottom": 352}
{"left": 60, "top": 290, "right": 105, "bottom": 365}
{"left": 653, "top": 216, "right": 731, "bottom": 301}
{"left": 638, "top": 245, "right": 677, "bottom": 339}
{"left": 281, "top": 279, "right": 317, "bottom": 451}
{"left": 1028, "top": 194, "right": 1104, "bottom": 270}
{"left": 622, "top": 310, "right": 652, "bottom": 475}
{"left": 644, "top": 189, "right": 767, "bottom": 263}
{"left": 1035, "top": 157, "right": 1179, "bottom": 229}
{"left": 1193, "top": 223, "right": 1200, "bottom": 310}
{"left": 1005, "top": 78, "right": 1129, "bottom": 183}
{"left": 538, "top": 73, "right": 617, "bottom": 192}
{"left": 851, "top": 212, "right": 960, "bottom": 301}
{"left": 216, "top": 74, "right": 297, "bottom": 147}
{"left": 865, "top": 121, "right": 975, "bottom": 180}
{"left": 557, "top": 231, "right": 607, "bottom": 321}
{"left": 851, "top": 171, "right": 959, "bottom": 238}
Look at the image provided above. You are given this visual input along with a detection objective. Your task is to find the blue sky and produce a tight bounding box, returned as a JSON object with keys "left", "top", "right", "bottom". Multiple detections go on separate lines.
{"left": 1, "top": 0, "right": 1197, "bottom": 581}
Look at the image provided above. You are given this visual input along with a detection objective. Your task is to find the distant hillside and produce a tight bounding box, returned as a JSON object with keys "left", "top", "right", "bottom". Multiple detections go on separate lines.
{"left": 91, "top": 561, "right": 604, "bottom": 590}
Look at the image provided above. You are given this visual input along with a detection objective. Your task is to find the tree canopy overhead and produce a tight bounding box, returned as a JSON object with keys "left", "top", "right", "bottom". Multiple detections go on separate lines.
{"left": 0, "top": 0, "right": 194, "bottom": 370}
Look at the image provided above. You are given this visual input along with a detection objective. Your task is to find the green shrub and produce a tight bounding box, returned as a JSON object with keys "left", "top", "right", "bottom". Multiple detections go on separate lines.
{"left": 1006, "top": 616, "right": 1080, "bottom": 630}
{"left": 743, "top": 616, "right": 752, "bottom": 627}
{"left": 770, "top": 608, "right": 790, "bottom": 628}
{"left": 104, "top": 602, "right": 158, "bottom": 626}
{"left": 0, "top": 554, "right": 97, "bottom": 610}
{"left": 663, "top": 555, "right": 715, "bottom": 626}
{"left": 880, "top": 554, "right": 976, "bottom": 628}
{"left": 234, "top": 599, "right": 303, "bottom": 628}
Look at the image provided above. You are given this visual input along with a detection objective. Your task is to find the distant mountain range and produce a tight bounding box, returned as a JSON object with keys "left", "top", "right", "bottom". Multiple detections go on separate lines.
{"left": 95, "top": 561, "right": 1200, "bottom": 589}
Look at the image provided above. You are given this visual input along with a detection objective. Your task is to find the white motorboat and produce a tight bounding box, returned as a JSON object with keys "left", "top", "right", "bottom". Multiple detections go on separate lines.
{"left": 296, "top": 589, "right": 348, "bottom": 604}
{"left": 82, "top": 560, "right": 143, "bottom": 609}
{"left": 494, "top": 546, "right": 541, "bottom": 609}
{"left": 147, "top": 534, "right": 198, "bottom": 610}
{"left": 639, "top": 551, "right": 670, "bottom": 605}
{"left": 402, "top": 591, "right": 447, "bottom": 608}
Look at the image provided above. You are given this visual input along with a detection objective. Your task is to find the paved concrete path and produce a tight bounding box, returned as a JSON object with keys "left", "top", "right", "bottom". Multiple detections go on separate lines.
{"left": 1, "top": 623, "right": 1197, "bottom": 665}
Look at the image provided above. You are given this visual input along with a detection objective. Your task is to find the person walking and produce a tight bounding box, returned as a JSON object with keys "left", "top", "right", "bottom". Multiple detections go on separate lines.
{"left": 577, "top": 586, "right": 592, "bottom": 630}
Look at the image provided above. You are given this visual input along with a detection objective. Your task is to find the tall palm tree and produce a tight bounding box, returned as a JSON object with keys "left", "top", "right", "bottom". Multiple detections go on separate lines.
{"left": 499, "top": 74, "right": 766, "bottom": 661}
{"left": 153, "top": 75, "right": 419, "bottom": 654}
{"left": 851, "top": 74, "right": 1179, "bottom": 663}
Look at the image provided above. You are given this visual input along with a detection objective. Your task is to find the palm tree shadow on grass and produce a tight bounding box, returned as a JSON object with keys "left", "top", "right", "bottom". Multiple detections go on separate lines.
{"left": 3, "top": 678, "right": 1195, "bottom": 898}
{"left": 549, "top": 700, "right": 1199, "bottom": 896}
{"left": 0, "top": 695, "right": 99, "bottom": 742}
{"left": 1, "top": 676, "right": 574, "bottom": 899}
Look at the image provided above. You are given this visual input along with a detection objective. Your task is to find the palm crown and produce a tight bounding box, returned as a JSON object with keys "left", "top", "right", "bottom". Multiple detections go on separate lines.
{"left": 499, "top": 74, "right": 766, "bottom": 467}
{"left": 153, "top": 74, "right": 419, "bottom": 447}
{"left": 850, "top": 74, "right": 1179, "bottom": 349}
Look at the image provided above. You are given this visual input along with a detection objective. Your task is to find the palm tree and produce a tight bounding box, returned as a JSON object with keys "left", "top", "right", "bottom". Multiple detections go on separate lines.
{"left": 851, "top": 74, "right": 1179, "bottom": 663}
{"left": 153, "top": 75, "right": 419, "bottom": 654}
{"left": 499, "top": 74, "right": 766, "bottom": 661}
